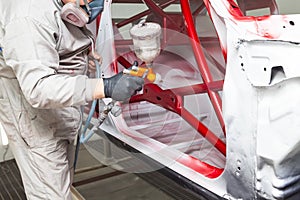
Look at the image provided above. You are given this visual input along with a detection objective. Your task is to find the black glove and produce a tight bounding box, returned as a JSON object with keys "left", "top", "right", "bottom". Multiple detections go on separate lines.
{"left": 103, "top": 72, "right": 144, "bottom": 101}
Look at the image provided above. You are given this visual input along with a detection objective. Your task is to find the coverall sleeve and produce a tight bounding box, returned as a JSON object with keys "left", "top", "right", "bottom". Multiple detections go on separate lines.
{"left": 2, "top": 17, "right": 97, "bottom": 108}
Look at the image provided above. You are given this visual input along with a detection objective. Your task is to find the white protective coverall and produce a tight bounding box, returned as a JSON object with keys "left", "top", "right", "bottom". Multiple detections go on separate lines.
{"left": 0, "top": 0, "right": 99, "bottom": 199}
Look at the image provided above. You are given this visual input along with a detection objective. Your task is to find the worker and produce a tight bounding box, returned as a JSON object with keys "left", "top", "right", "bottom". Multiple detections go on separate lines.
{"left": 0, "top": 0, "right": 144, "bottom": 199}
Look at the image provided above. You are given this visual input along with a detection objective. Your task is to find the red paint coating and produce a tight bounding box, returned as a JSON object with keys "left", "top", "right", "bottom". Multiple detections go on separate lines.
{"left": 181, "top": 0, "right": 226, "bottom": 136}
{"left": 117, "top": 55, "right": 132, "bottom": 69}
{"left": 227, "top": 0, "right": 244, "bottom": 17}
{"left": 203, "top": 0, "right": 228, "bottom": 61}
{"left": 202, "top": 0, "right": 293, "bottom": 64}
{"left": 222, "top": 47, "right": 227, "bottom": 63}
{"left": 181, "top": 107, "right": 226, "bottom": 156}
{"left": 177, "top": 155, "right": 224, "bottom": 178}
{"left": 171, "top": 80, "right": 224, "bottom": 96}
{"left": 120, "top": 125, "right": 224, "bottom": 178}
{"left": 94, "top": 0, "right": 298, "bottom": 181}
{"left": 96, "top": 15, "right": 101, "bottom": 35}
{"left": 130, "top": 83, "right": 226, "bottom": 156}
{"left": 95, "top": 0, "right": 228, "bottom": 178}
{"left": 206, "top": 0, "right": 287, "bottom": 40}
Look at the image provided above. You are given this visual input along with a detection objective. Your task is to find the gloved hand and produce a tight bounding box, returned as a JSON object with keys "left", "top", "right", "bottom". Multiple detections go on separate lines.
{"left": 103, "top": 72, "right": 144, "bottom": 101}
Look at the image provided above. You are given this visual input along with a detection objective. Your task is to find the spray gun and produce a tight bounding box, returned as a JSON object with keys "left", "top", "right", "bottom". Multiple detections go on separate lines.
{"left": 96, "top": 58, "right": 164, "bottom": 131}
{"left": 128, "top": 21, "right": 162, "bottom": 83}
{"left": 80, "top": 20, "right": 162, "bottom": 143}
{"left": 95, "top": 59, "right": 162, "bottom": 131}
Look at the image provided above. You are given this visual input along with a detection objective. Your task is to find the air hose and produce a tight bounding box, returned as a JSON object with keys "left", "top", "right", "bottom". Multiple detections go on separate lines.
{"left": 74, "top": 59, "right": 121, "bottom": 169}
{"left": 79, "top": 59, "right": 101, "bottom": 144}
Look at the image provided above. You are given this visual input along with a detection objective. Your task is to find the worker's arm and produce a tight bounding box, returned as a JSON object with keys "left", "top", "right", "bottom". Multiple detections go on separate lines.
{"left": 2, "top": 17, "right": 143, "bottom": 107}
{"left": 0, "top": 17, "right": 123, "bottom": 108}
{"left": 2, "top": 17, "right": 93, "bottom": 108}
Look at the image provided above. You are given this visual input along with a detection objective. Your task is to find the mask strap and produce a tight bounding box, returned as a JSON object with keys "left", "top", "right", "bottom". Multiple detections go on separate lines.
{"left": 76, "top": 0, "right": 80, "bottom": 7}
{"left": 83, "top": 0, "right": 92, "bottom": 15}
{"left": 88, "top": 36, "right": 95, "bottom": 56}
{"left": 53, "top": 0, "right": 64, "bottom": 10}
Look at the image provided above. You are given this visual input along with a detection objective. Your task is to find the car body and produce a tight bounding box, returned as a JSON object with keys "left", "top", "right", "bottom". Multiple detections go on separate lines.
{"left": 84, "top": 0, "right": 300, "bottom": 199}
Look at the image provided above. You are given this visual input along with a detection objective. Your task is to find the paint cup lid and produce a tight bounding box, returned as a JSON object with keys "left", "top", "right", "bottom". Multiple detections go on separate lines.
{"left": 130, "top": 20, "right": 161, "bottom": 40}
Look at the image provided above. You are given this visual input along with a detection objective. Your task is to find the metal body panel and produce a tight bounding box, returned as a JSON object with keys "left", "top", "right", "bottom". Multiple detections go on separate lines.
{"left": 84, "top": 0, "right": 300, "bottom": 199}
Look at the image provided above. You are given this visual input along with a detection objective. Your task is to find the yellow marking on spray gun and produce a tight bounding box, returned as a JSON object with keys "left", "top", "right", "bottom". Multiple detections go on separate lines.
{"left": 123, "top": 66, "right": 161, "bottom": 83}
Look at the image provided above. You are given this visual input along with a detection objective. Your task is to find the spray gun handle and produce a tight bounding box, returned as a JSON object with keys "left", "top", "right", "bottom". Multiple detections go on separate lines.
{"left": 97, "top": 100, "right": 122, "bottom": 128}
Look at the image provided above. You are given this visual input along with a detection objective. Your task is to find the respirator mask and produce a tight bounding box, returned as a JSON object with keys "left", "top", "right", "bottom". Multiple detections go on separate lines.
{"left": 59, "top": 0, "right": 104, "bottom": 27}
